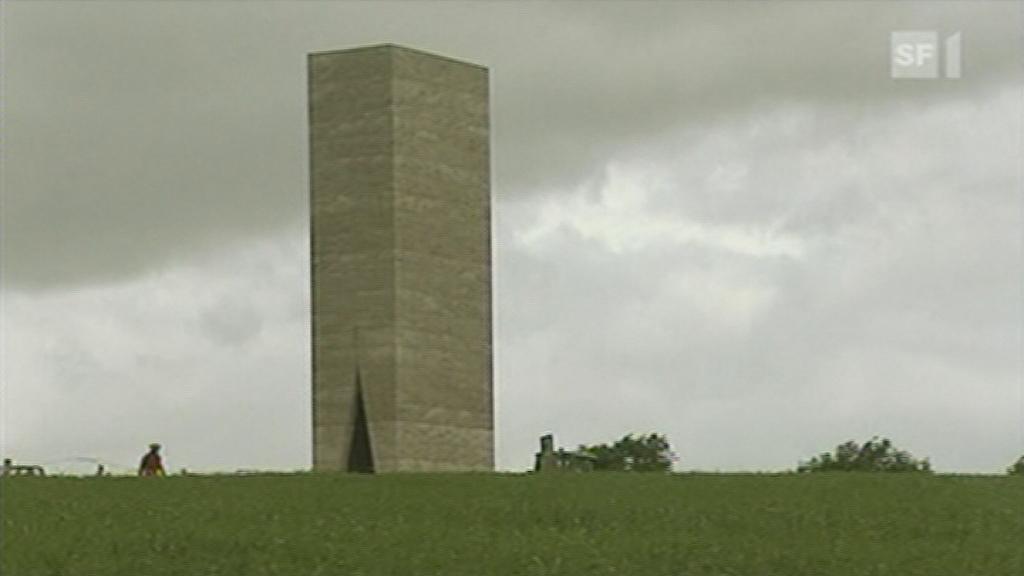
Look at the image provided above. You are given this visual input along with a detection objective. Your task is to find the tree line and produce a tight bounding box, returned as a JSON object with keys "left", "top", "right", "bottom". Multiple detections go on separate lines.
{"left": 572, "top": 433, "right": 1024, "bottom": 475}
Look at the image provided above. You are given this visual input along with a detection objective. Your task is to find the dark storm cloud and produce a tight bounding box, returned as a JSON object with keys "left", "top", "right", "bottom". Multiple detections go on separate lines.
{"left": 3, "top": 1, "right": 1019, "bottom": 288}
{"left": 3, "top": 2, "right": 308, "bottom": 288}
{"left": 491, "top": 1, "right": 1019, "bottom": 193}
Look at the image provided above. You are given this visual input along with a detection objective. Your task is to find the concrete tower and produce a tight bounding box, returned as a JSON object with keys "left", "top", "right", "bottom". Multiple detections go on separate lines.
{"left": 309, "top": 45, "right": 492, "bottom": 472}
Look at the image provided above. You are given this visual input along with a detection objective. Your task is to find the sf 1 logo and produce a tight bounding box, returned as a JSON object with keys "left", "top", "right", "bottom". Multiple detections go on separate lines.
{"left": 891, "top": 31, "right": 961, "bottom": 79}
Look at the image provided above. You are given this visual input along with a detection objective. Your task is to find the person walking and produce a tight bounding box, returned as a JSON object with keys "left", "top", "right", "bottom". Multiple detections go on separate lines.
{"left": 138, "top": 443, "right": 166, "bottom": 477}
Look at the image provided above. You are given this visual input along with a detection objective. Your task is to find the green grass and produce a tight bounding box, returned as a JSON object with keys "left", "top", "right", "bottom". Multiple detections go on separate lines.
{"left": 2, "top": 472, "right": 1021, "bottom": 575}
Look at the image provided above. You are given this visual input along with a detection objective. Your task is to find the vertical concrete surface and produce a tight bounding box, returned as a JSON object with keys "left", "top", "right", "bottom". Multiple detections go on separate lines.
{"left": 309, "top": 44, "right": 492, "bottom": 472}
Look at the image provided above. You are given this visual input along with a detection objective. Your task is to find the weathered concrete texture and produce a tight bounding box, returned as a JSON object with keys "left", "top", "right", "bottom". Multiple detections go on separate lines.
{"left": 310, "top": 44, "right": 493, "bottom": 472}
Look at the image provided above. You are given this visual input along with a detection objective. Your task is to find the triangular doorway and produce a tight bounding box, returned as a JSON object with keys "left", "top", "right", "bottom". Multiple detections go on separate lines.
{"left": 347, "top": 370, "right": 375, "bottom": 473}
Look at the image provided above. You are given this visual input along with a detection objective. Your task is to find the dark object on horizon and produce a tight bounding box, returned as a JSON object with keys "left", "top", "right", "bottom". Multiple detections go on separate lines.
{"left": 798, "top": 437, "right": 931, "bottom": 473}
{"left": 1008, "top": 455, "right": 1024, "bottom": 476}
{"left": 95, "top": 464, "right": 105, "bottom": 476}
{"left": 578, "top": 433, "right": 674, "bottom": 472}
{"left": 138, "top": 443, "right": 166, "bottom": 477}
{"left": 534, "top": 434, "right": 597, "bottom": 473}
{"left": 2, "top": 458, "right": 46, "bottom": 477}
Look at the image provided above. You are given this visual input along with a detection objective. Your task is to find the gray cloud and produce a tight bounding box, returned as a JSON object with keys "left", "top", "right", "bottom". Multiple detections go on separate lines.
{"left": 4, "top": 1, "right": 1019, "bottom": 288}
{"left": 496, "top": 86, "right": 1021, "bottom": 471}
{"left": 200, "top": 297, "right": 265, "bottom": 347}
{"left": 2, "top": 232, "right": 310, "bottom": 473}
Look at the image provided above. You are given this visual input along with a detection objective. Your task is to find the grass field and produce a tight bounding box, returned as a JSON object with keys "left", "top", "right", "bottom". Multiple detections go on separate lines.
{"left": 2, "top": 472, "right": 1021, "bottom": 575}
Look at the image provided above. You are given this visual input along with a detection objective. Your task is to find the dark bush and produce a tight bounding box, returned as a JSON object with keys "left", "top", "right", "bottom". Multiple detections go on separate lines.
{"left": 798, "top": 437, "right": 931, "bottom": 473}
{"left": 1008, "top": 456, "right": 1024, "bottom": 476}
{"left": 579, "top": 433, "right": 673, "bottom": 472}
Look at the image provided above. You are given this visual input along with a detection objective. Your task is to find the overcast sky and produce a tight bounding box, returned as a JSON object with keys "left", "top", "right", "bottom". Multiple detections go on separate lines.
{"left": 2, "top": 1, "right": 1022, "bottom": 474}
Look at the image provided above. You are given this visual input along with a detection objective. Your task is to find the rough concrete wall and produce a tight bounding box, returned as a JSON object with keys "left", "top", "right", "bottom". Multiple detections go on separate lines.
{"left": 392, "top": 47, "right": 493, "bottom": 471}
{"left": 309, "top": 44, "right": 493, "bottom": 472}
{"left": 309, "top": 47, "right": 398, "bottom": 472}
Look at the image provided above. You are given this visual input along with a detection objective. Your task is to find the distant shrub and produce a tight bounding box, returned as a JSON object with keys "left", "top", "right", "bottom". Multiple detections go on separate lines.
{"left": 579, "top": 433, "right": 674, "bottom": 472}
{"left": 798, "top": 437, "right": 931, "bottom": 473}
{"left": 1008, "top": 456, "right": 1024, "bottom": 476}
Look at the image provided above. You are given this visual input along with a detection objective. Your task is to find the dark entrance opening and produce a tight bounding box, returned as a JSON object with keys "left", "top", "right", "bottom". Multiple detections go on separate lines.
{"left": 347, "top": 372, "right": 374, "bottom": 473}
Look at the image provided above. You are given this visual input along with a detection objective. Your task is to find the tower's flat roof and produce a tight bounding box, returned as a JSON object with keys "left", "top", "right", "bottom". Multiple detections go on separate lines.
{"left": 308, "top": 43, "right": 487, "bottom": 71}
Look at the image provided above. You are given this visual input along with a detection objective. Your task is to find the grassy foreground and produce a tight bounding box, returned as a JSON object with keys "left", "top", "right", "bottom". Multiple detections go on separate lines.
{"left": 2, "top": 472, "right": 1021, "bottom": 575}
